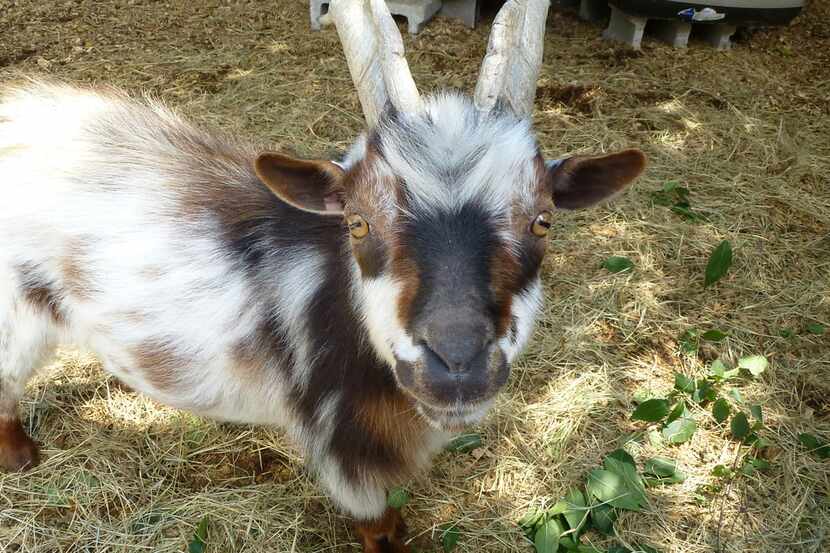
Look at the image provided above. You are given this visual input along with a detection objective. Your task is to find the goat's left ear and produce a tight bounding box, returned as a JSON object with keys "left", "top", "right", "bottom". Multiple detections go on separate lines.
{"left": 254, "top": 152, "right": 346, "bottom": 215}
{"left": 546, "top": 149, "right": 647, "bottom": 210}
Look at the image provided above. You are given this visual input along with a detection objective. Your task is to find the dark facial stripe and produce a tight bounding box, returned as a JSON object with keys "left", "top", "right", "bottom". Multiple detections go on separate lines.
{"left": 397, "top": 202, "right": 503, "bottom": 333}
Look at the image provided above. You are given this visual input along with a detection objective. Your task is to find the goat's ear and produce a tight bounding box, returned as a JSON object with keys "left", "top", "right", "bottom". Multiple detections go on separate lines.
{"left": 254, "top": 152, "right": 346, "bottom": 215}
{"left": 546, "top": 149, "right": 646, "bottom": 210}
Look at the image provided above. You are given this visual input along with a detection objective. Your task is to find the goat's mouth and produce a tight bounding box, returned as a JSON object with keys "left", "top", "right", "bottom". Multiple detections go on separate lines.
{"left": 414, "top": 399, "right": 494, "bottom": 433}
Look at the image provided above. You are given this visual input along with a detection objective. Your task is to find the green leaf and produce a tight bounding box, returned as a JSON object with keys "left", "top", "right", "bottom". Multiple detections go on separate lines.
{"left": 692, "top": 379, "right": 717, "bottom": 404}
{"left": 730, "top": 413, "right": 750, "bottom": 440}
{"left": 711, "top": 464, "right": 732, "bottom": 478}
{"left": 643, "top": 457, "right": 675, "bottom": 478}
{"left": 749, "top": 405, "right": 763, "bottom": 423}
{"left": 387, "top": 487, "right": 410, "bottom": 509}
{"left": 704, "top": 240, "right": 733, "bottom": 288}
{"left": 738, "top": 355, "right": 768, "bottom": 377}
{"left": 662, "top": 417, "right": 697, "bottom": 444}
{"left": 729, "top": 389, "right": 744, "bottom": 404}
{"left": 562, "top": 488, "right": 589, "bottom": 534}
{"left": 602, "top": 256, "right": 635, "bottom": 274}
{"left": 608, "top": 545, "right": 631, "bottom": 553}
{"left": 187, "top": 516, "right": 209, "bottom": 553}
{"left": 589, "top": 502, "right": 616, "bottom": 535}
{"left": 603, "top": 450, "right": 647, "bottom": 511}
{"left": 674, "top": 373, "right": 696, "bottom": 394}
{"left": 709, "top": 359, "right": 726, "bottom": 379}
{"left": 632, "top": 399, "right": 671, "bottom": 423}
{"left": 576, "top": 545, "right": 604, "bottom": 553}
{"left": 445, "top": 433, "right": 482, "bottom": 453}
{"left": 586, "top": 469, "right": 640, "bottom": 511}
{"left": 712, "top": 399, "right": 730, "bottom": 423}
{"left": 778, "top": 328, "right": 795, "bottom": 339}
{"left": 518, "top": 508, "right": 544, "bottom": 531}
{"left": 678, "top": 330, "right": 699, "bottom": 355}
{"left": 701, "top": 330, "right": 728, "bottom": 342}
{"left": 533, "top": 518, "right": 562, "bottom": 553}
{"left": 440, "top": 524, "right": 460, "bottom": 553}
{"left": 560, "top": 536, "right": 580, "bottom": 551}
{"left": 806, "top": 323, "right": 826, "bottom": 335}
{"left": 643, "top": 457, "right": 686, "bottom": 485}
{"left": 798, "top": 433, "right": 830, "bottom": 459}
{"left": 665, "top": 401, "right": 686, "bottom": 425}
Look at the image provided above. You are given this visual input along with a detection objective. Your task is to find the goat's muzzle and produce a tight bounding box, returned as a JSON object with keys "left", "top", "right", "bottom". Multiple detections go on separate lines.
{"left": 393, "top": 317, "right": 509, "bottom": 430}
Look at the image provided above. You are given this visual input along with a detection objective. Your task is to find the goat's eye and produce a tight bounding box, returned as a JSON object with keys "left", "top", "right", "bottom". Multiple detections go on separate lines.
{"left": 346, "top": 214, "right": 370, "bottom": 239}
{"left": 531, "top": 211, "right": 553, "bottom": 237}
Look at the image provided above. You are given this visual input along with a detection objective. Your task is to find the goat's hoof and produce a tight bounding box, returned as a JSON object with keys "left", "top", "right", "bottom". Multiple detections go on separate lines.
{"left": 355, "top": 506, "right": 410, "bottom": 553}
{"left": 0, "top": 418, "right": 41, "bottom": 472}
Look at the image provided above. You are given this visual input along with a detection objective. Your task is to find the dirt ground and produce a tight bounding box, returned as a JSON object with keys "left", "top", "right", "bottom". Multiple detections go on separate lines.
{"left": 0, "top": 1, "right": 828, "bottom": 552}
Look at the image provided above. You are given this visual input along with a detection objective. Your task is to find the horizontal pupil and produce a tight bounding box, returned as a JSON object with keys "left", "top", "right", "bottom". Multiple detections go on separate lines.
{"left": 538, "top": 220, "right": 551, "bottom": 228}
{"left": 349, "top": 221, "right": 363, "bottom": 229}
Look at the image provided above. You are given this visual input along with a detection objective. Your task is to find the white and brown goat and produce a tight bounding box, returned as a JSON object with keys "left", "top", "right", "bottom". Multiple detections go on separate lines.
{"left": 0, "top": 0, "right": 645, "bottom": 550}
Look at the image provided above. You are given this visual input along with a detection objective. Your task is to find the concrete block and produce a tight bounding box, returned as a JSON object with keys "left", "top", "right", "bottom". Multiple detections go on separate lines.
{"left": 699, "top": 23, "right": 736, "bottom": 50}
{"left": 651, "top": 19, "right": 692, "bottom": 48}
{"left": 602, "top": 5, "right": 646, "bottom": 49}
{"left": 388, "top": 0, "right": 442, "bottom": 34}
{"left": 310, "top": 0, "right": 330, "bottom": 31}
{"left": 440, "top": 0, "right": 480, "bottom": 28}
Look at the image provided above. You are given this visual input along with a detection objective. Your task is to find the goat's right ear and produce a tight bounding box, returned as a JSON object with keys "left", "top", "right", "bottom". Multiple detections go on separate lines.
{"left": 254, "top": 152, "right": 346, "bottom": 215}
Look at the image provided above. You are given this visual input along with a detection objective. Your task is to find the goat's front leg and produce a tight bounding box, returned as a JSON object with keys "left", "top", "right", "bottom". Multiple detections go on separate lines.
{"left": 316, "top": 460, "right": 411, "bottom": 552}
{"left": 354, "top": 506, "right": 409, "bottom": 553}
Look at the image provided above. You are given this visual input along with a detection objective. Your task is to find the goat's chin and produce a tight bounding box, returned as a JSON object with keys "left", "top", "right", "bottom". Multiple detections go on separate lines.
{"left": 414, "top": 399, "right": 495, "bottom": 433}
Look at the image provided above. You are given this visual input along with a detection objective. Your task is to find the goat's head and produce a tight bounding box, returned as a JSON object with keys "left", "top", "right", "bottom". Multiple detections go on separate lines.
{"left": 255, "top": 0, "right": 646, "bottom": 431}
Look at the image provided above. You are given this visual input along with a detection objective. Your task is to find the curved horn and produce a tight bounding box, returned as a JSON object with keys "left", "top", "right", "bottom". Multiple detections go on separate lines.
{"left": 330, "top": 0, "right": 421, "bottom": 126}
{"left": 474, "top": 0, "right": 550, "bottom": 116}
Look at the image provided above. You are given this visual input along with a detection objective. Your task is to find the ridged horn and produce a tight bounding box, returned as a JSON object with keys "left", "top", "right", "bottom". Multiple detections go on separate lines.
{"left": 330, "top": 0, "right": 422, "bottom": 126}
{"left": 474, "top": 0, "right": 550, "bottom": 116}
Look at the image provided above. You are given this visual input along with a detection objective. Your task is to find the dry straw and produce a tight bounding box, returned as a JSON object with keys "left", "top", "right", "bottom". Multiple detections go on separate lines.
{"left": 1, "top": 1, "right": 828, "bottom": 551}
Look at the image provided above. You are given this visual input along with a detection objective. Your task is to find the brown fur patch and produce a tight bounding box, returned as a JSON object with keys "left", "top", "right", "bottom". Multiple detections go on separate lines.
{"left": 132, "top": 339, "right": 188, "bottom": 391}
{"left": 354, "top": 506, "right": 409, "bottom": 553}
{"left": 62, "top": 238, "right": 95, "bottom": 300}
{"left": 18, "top": 264, "right": 65, "bottom": 324}
{"left": 0, "top": 418, "right": 40, "bottom": 472}
{"left": 356, "top": 391, "right": 426, "bottom": 470}
{"left": 390, "top": 249, "right": 420, "bottom": 330}
{"left": 489, "top": 245, "right": 522, "bottom": 337}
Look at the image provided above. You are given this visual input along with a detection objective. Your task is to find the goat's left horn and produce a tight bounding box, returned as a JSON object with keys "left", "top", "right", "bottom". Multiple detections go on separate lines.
{"left": 331, "top": 0, "right": 422, "bottom": 126}
{"left": 474, "top": 0, "right": 550, "bottom": 116}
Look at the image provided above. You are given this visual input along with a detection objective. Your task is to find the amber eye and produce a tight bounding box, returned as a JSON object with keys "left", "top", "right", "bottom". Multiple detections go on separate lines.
{"left": 531, "top": 211, "right": 553, "bottom": 237}
{"left": 347, "top": 214, "right": 370, "bottom": 239}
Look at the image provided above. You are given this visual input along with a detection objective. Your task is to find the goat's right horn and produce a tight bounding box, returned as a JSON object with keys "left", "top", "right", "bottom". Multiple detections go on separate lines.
{"left": 474, "top": 0, "right": 550, "bottom": 117}
{"left": 330, "top": 0, "right": 422, "bottom": 127}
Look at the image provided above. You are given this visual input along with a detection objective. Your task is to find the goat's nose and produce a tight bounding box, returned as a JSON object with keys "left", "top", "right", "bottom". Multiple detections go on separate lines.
{"left": 420, "top": 321, "right": 493, "bottom": 374}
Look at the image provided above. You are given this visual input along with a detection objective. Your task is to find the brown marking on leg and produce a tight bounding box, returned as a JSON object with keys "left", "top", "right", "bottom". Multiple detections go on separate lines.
{"left": 0, "top": 418, "right": 40, "bottom": 472}
{"left": 354, "top": 507, "right": 410, "bottom": 553}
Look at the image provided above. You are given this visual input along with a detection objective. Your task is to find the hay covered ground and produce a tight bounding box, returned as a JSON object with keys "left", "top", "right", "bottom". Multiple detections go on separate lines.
{"left": 1, "top": 0, "right": 828, "bottom": 551}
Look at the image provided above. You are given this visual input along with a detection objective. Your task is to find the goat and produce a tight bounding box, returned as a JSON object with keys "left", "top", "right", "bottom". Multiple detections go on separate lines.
{"left": 0, "top": 0, "right": 646, "bottom": 550}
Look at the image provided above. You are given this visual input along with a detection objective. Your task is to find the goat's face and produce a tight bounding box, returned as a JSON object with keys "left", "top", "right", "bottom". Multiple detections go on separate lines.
{"left": 256, "top": 95, "right": 646, "bottom": 431}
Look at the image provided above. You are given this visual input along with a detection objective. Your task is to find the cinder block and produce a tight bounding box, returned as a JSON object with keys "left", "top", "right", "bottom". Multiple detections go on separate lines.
{"left": 579, "top": 0, "right": 609, "bottom": 22}
{"left": 309, "top": 0, "right": 441, "bottom": 35}
{"left": 699, "top": 23, "right": 737, "bottom": 50}
{"left": 602, "top": 5, "right": 646, "bottom": 49}
{"left": 310, "top": 0, "right": 330, "bottom": 31}
{"left": 440, "top": 0, "right": 480, "bottom": 28}
{"left": 651, "top": 19, "right": 692, "bottom": 48}
{"left": 388, "top": 0, "right": 442, "bottom": 34}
